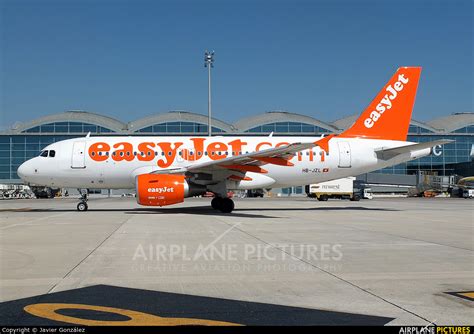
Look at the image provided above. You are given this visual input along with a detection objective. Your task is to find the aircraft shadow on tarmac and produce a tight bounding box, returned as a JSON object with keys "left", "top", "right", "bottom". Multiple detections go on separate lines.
{"left": 0, "top": 285, "right": 394, "bottom": 326}
{"left": 234, "top": 206, "right": 400, "bottom": 212}
{"left": 1, "top": 206, "right": 278, "bottom": 218}
{"left": 136, "top": 206, "right": 399, "bottom": 216}
{"left": 1, "top": 205, "right": 398, "bottom": 218}
{"left": 124, "top": 206, "right": 280, "bottom": 218}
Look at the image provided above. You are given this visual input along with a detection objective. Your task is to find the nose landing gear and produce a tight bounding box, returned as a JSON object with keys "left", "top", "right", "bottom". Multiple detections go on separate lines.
{"left": 77, "top": 201, "right": 88, "bottom": 211}
{"left": 211, "top": 197, "right": 234, "bottom": 213}
{"left": 77, "top": 189, "right": 88, "bottom": 212}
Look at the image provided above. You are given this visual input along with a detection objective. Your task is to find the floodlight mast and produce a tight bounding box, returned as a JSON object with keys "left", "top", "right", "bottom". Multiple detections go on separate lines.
{"left": 204, "top": 50, "right": 214, "bottom": 136}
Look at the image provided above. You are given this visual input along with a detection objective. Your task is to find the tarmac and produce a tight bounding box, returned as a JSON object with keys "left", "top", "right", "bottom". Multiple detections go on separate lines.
{"left": 0, "top": 196, "right": 472, "bottom": 325}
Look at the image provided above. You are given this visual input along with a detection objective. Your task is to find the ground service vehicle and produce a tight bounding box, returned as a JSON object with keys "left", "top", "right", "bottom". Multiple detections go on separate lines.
{"left": 246, "top": 189, "right": 264, "bottom": 198}
{"left": 463, "top": 189, "right": 474, "bottom": 198}
{"left": 305, "top": 177, "right": 362, "bottom": 201}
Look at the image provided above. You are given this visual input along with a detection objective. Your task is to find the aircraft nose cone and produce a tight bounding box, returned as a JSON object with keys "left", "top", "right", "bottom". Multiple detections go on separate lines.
{"left": 17, "top": 161, "right": 30, "bottom": 181}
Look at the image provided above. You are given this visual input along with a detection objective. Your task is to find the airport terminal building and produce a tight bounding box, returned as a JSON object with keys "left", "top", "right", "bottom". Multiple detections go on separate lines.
{"left": 1, "top": 110, "right": 473, "bottom": 193}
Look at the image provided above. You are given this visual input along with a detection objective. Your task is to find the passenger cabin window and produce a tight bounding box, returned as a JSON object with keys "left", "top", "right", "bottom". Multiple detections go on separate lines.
{"left": 49, "top": 150, "right": 56, "bottom": 158}
{"left": 40, "top": 150, "right": 48, "bottom": 157}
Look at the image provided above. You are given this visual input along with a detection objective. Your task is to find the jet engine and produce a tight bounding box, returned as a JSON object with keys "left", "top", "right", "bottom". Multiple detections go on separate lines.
{"left": 136, "top": 174, "right": 205, "bottom": 207}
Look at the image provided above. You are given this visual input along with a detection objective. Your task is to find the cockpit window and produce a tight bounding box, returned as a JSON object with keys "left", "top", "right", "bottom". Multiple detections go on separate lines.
{"left": 49, "top": 150, "right": 56, "bottom": 157}
{"left": 39, "top": 150, "right": 48, "bottom": 157}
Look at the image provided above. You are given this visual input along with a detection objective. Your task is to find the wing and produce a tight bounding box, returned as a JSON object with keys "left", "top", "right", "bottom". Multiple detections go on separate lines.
{"left": 150, "top": 141, "right": 317, "bottom": 180}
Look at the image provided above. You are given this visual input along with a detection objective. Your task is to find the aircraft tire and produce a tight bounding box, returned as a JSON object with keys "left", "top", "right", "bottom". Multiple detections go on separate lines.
{"left": 350, "top": 195, "right": 361, "bottom": 201}
{"left": 219, "top": 198, "right": 234, "bottom": 213}
{"left": 77, "top": 202, "right": 88, "bottom": 212}
{"left": 211, "top": 197, "right": 223, "bottom": 210}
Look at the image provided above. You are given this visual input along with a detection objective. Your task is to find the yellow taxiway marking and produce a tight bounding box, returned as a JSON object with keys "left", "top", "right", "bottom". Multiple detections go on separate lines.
{"left": 24, "top": 303, "right": 242, "bottom": 326}
{"left": 456, "top": 292, "right": 474, "bottom": 300}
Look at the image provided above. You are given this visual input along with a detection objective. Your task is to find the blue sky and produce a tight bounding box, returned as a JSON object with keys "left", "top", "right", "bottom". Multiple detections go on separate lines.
{"left": 1, "top": 0, "right": 472, "bottom": 129}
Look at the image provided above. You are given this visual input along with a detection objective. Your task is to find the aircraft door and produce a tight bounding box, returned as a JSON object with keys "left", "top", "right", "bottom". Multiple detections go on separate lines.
{"left": 71, "top": 141, "right": 86, "bottom": 168}
{"left": 338, "top": 141, "right": 351, "bottom": 168}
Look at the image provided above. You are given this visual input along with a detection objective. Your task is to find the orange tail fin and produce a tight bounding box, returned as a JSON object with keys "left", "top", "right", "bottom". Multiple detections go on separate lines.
{"left": 340, "top": 67, "right": 422, "bottom": 141}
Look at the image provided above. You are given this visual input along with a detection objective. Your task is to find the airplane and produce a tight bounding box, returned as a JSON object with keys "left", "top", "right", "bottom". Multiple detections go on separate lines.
{"left": 17, "top": 67, "right": 452, "bottom": 213}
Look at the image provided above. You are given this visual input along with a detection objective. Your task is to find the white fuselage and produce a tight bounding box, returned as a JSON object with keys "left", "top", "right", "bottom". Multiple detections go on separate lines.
{"left": 17, "top": 136, "right": 430, "bottom": 190}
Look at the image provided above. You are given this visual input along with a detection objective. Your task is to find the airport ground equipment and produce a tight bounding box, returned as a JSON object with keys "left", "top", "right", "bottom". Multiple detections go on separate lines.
{"left": 0, "top": 184, "right": 35, "bottom": 199}
{"left": 305, "top": 177, "right": 369, "bottom": 201}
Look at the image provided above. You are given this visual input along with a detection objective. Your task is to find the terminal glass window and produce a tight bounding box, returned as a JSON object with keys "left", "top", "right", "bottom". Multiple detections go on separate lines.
{"left": 136, "top": 122, "right": 225, "bottom": 134}
{"left": 23, "top": 122, "right": 114, "bottom": 134}
{"left": 453, "top": 125, "right": 474, "bottom": 133}
{"left": 408, "top": 125, "right": 433, "bottom": 134}
{"left": 245, "top": 122, "right": 331, "bottom": 134}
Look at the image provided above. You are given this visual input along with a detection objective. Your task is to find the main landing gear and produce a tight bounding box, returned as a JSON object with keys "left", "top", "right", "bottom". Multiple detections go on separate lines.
{"left": 77, "top": 189, "right": 88, "bottom": 212}
{"left": 211, "top": 197, "right": 234, "bottom": 213}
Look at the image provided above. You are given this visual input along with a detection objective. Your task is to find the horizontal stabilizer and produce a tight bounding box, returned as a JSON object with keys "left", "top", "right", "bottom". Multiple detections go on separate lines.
{"left": 375, "top": 140, "right": 453, "bottom": 160}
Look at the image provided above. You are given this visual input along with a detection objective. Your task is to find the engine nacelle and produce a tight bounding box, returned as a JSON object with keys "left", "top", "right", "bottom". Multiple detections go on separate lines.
{"left": 136, "top": 174, "right": 205, "bottom": 207}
